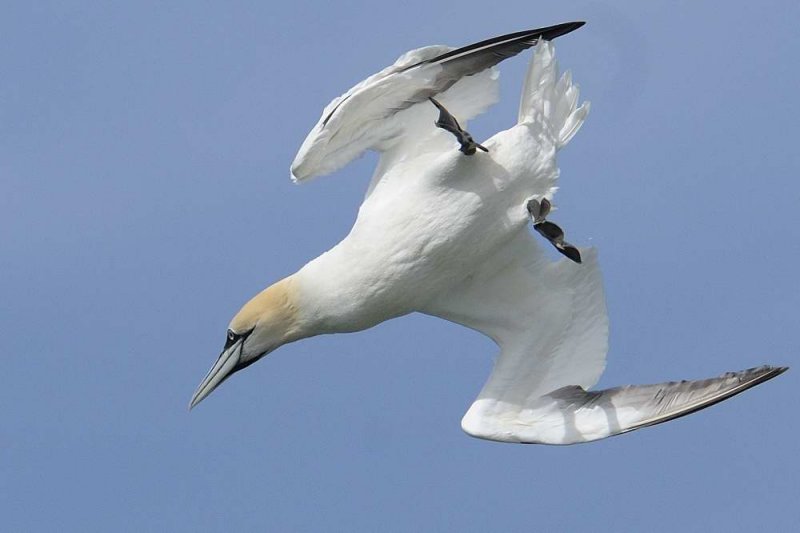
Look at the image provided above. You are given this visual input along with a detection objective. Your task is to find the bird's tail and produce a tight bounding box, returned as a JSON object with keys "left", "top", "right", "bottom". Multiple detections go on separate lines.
{"left": 517, "top": 40, "right": 589, "bottom": 150}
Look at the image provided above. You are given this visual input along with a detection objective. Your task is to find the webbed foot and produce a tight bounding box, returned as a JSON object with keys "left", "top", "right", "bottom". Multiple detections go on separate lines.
{"left": 526, "top": 198, "right": 582, "bottom": 264}
{"left": 429, "top": 97, "right": 488, "bottom": 155}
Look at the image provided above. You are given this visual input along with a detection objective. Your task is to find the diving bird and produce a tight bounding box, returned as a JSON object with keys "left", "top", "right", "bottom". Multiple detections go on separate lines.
{"left": 190, "top": 23, "right": 787, "bottom": 444}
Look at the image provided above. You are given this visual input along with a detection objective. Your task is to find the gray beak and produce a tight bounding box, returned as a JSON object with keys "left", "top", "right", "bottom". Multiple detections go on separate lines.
{"left": 189, "top": 339, "right": 244, "bottom": 409}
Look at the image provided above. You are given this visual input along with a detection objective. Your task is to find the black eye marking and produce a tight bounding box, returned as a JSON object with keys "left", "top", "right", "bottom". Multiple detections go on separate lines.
{"left": 223, "top": 328, "right": 254, "bottom": 350}
{"left": 224, "top": 329, "right": 240, "bottom": 350}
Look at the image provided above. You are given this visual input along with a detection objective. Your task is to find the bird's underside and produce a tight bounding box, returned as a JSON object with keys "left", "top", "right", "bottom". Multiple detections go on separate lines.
{"left": 191, "top": 23, "right": 788, "bottom": 446}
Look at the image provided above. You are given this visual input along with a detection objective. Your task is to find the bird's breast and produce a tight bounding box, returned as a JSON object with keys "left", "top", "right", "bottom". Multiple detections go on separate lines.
{"left": 297, "top": 128, "right": 557, "bottom": 332}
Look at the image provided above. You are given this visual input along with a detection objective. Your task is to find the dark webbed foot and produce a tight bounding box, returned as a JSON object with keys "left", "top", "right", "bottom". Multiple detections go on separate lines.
{"left": 429, "top": 97, "right": 488, "bottom": 155}
{"left": 526, "top": 198, "right": 582, "bottom": 264}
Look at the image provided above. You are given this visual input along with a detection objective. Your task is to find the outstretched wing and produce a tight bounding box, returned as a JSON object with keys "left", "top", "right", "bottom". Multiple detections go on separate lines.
{"left": 290, "top": 22, "right": 585, "bottom": 182}
{"left": 422, "top": 232, "right": 786, "bottom": 444}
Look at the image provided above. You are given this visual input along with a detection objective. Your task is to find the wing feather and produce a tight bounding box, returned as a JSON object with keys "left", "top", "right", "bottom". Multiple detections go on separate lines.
{"left": 423, "top": 232, "right": 786, "bottom": 445}
{"left": 290, "top": 22, "right": 585, "bottom": 182}
{"left": 463, "top": 366, "right": 787, "bottom": 444}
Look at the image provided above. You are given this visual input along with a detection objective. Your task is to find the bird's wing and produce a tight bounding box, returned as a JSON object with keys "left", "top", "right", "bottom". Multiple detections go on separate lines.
{"left": 290, "top": 22, "right": 585, "bottom": 182}
{"left": 422, "top": 232, "right": 786, "bottom": 444}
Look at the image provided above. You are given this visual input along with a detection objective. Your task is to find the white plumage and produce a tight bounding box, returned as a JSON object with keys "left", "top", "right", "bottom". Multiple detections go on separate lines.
{"left": 191, "top": 25, "right": 786, "bottom": 444}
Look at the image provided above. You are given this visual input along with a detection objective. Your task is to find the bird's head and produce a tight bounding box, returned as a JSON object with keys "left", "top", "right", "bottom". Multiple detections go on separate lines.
{"left": 189, "top": 277, "right": 301, "bottom": 409}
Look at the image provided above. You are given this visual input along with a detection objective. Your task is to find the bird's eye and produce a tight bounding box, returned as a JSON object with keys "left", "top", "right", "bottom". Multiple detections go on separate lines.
{"left": 223, "top": 327, "right": 254, "bottom": 350}
{"left": 224, "top": 329, "right": 239, "bottom": 349}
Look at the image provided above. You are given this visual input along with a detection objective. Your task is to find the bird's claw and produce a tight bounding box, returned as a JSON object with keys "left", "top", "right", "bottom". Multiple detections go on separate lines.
{"left": 430, "top": 97, "right": 488, "bottom": 155}
{"left": 527, "top": 198, "right": 582, "bottom": 264}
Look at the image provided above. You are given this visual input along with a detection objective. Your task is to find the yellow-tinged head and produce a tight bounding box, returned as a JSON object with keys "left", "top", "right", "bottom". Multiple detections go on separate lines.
{"left": 230, "top": 277, "right": 301, "bottom": 344}
{"left": 190, "top": 276, "right": 303, "bottom": 409}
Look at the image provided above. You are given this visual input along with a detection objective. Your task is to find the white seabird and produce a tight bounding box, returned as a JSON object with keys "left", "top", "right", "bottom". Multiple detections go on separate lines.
{"left": 190, "top": 23, "right": 787, "bottom": 444}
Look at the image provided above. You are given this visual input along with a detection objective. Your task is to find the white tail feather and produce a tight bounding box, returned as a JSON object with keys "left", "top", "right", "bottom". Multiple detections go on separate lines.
{"left": 518, "top": 41, "right": 589, "bottom": 149}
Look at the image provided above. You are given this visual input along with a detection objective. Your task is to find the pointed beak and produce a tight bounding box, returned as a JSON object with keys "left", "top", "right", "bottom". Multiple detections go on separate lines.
{"left": 189, "top": 339, "right": 244, "bottom": 409}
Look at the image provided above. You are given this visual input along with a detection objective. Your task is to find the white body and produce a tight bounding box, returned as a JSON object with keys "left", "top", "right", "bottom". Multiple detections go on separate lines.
{"left": 299, "top": 124, "right": 553, "bottom": 330}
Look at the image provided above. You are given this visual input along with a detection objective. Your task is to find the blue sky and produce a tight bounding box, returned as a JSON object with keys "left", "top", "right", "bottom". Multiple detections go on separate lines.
{"left": 2, "top": 1, "right": 798, "bottom": 531}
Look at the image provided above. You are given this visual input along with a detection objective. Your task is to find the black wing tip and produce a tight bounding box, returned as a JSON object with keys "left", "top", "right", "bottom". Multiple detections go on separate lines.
{"left": 713, "top": 364, "right": 789, "bottom": 399}
{"left": 712, "top": 365, "right": 788, "bottom": 392}
{"left": 752, "top": 365, "right": 789, "bottom": 380}
{"left": 533, "top": 21, "right": 586, "bottom": 41}
{"left": 505, "top": 21, "right": 587, "bottom": 44}
{"left": 626, "top": 364, "right": 789, "bottom": 434}
{"left": 422, "top": 21, "right": 588, "bottom": 68}
{"left": 554, "top": 20, "right": 586, "bottom": 31}
{"left": 741, "top": 364, "right": 789, "bottom": 378}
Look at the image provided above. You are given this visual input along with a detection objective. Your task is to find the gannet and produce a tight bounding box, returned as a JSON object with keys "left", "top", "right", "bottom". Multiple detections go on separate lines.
{"left": 190, "top": 23, "right": 787, "bottom": 444}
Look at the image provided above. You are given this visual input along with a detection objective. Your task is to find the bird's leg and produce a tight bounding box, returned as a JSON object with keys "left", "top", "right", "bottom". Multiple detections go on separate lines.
{"left": 526, "top": 198, "right": 582, "bottom": 264}
{"left": 429, "top": 97, "right": 488, "bottom": 155}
